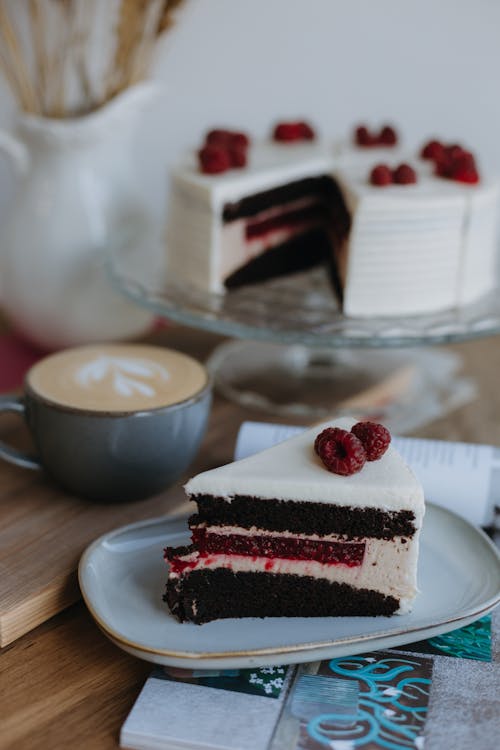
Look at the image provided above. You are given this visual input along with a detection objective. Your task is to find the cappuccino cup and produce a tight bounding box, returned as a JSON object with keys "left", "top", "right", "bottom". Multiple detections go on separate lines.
{"left": 0, "top": 344, "right": 211, "bottom": 501}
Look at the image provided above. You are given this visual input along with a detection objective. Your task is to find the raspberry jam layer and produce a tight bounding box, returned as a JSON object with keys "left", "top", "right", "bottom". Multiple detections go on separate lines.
{"left": 169, "top": 556, "right": 199, "bottom": 575}
{"left": 191, "top": 528, "right": 365, "bottom": 566}
{"left": 245, "top": 203, "right": 327, "bottom": 241}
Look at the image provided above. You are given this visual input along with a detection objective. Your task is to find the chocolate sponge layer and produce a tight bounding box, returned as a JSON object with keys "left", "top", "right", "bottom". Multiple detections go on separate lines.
{"left": 191, "top": 495, "right": 416, "bottom": 540}
{"left": 222, "top": 175, "right": 342, "bottom": 222}
{"left": 224, "top": 227, "right": 331, "bottom": 289}
{"left": 165, "top": 568, "right": 399, "bottom": 624}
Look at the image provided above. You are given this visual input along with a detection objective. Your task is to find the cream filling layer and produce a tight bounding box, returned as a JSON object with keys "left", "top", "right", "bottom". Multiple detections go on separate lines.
{"left": 169, "top": 534, "right": 419, "bottom": 608}
{"left": 198, "top": 524, "right": 414, "bottom": 543}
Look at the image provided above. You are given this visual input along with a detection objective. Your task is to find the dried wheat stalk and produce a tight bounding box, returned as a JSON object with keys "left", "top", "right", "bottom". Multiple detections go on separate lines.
{"left": 106, "top": 0, "right": 149, "bottom": 99}
{"left": 72, "top": 0, "right": 94, "bottom": 110}
{"left": 28, "top": 0, "right": 49, "bottom": 112}
{"left": 0, "top": 3, "right": 38, "bottom": 112}
{"left": 50, "top": 0, "right": 76, "bottom": 117}
{"left": 126, "top": 0, "right": 165, "bottom": 88}
{"left": 157, "top": 0, "right": 184, "bottom": 34}
{"left": 0, "top": 0, "right": 185, "bottom": 118}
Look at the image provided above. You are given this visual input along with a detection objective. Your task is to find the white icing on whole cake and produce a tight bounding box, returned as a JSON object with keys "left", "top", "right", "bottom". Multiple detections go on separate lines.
{"left": 170, "top": 141, "right": 334, "bottom": 211}
{"left": 335, "top": 157, "right": 499, "bottom": 316}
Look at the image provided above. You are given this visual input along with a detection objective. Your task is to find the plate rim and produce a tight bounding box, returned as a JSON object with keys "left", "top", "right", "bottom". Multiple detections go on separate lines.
{"left": 78, "top": 503, "right": 500, "bottom": 661}
{"left": 98, "top": 601, "right": 498, "bottom": 668}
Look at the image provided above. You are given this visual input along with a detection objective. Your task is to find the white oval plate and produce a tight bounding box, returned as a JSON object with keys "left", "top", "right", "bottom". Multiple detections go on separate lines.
{"left": 79, "top": 503, "right": 500, "bottom": 669}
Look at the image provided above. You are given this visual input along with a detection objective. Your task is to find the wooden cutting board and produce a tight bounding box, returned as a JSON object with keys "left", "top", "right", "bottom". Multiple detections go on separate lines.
{"left": 0, "top": 415, "right": 189, "bottom": 647}
{"left": 0, "top": 389, "right": 250, "bottom": 648}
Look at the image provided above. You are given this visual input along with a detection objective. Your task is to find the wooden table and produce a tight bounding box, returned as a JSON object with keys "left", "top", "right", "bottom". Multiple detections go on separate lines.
{"left": 1, "top": 325, "right": 500, "bottom": 750}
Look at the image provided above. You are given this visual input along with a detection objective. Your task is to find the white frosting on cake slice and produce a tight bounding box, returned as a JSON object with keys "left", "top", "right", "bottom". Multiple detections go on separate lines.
{"left": 185, "top": 418, "right": 424, "bottom": 522}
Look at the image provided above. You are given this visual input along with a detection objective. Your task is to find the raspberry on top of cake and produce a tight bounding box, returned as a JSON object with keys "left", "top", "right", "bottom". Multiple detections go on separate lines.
{"left": 164, "top": 418, "right": 425, "bottom": 625}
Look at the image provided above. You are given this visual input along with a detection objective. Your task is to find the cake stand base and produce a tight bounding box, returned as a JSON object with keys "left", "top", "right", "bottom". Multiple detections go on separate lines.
{"left": 206, "top": 340, "right": 475, "bottom": 431}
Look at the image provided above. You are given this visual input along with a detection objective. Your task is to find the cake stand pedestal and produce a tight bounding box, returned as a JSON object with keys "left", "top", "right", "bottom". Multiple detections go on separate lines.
{"left": 204, "top": 339, "right": 475, "bottom": 434}
{"left": 107, "top": 232, "right": 497, "bottom": 428}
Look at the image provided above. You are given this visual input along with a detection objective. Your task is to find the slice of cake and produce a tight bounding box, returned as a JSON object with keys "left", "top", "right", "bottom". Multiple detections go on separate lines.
{"left": 164, "top": 419, "right": 425, "bottom": 624}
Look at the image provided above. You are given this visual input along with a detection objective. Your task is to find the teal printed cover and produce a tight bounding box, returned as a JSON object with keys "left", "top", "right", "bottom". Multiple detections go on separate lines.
{"left": 151, "top": 664, "right": 289, "bottom": 699}
{"left": 270, "top": 650, "right": 433, "bottom": 750}
{"left": 399, "top": 615, "right": 492, "bottom": 662}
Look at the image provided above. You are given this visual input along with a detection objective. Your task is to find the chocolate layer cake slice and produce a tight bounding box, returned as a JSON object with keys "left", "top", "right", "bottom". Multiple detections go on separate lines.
{"left": 164, "top": 419, "right": 425, "bottom": 624}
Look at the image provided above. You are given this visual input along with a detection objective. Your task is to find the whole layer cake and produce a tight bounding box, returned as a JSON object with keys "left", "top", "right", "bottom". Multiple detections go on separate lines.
{"left": 165, "top": 124, "right": 499, "bottom": 317}
{"left": 164, "top": 419, "right": 425, "bottom": 624}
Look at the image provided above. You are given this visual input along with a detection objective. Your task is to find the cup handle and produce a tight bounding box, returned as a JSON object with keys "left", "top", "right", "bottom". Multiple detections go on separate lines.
{"left": 0, "top": 395, "right": 41, "bottom": 470}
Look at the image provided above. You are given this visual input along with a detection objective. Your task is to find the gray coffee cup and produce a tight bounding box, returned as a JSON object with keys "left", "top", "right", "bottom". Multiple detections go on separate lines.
{"left": 0, "top": 345, "right": 212, "bottom": 502}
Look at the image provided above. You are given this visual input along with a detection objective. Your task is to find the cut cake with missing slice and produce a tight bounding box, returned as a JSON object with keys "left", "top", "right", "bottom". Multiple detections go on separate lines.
{"left": 164, "top": 418, "right": 425, "bottom": 624}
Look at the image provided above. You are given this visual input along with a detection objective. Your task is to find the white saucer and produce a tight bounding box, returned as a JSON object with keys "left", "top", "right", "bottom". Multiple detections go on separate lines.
{"left": 79, "top": 503, "right": 500, "bottom": 669}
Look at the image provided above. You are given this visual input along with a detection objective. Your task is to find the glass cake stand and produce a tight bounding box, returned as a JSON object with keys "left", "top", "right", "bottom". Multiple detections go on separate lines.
{"left": 107, "top": 231, "right": 499, "bottom": 423}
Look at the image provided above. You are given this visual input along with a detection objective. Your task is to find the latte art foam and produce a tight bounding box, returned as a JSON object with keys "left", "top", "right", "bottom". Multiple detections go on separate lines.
{"left": 75, "top": 356, "right": 170, "bottom": 399}
{"left": 27, "top": 345, "right": 208, "bottom": 412}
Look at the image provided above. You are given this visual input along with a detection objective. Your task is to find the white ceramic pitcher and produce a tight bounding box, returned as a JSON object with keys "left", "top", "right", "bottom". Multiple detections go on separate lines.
{"left": 0, "top": 84, "right": 156, "bottom": 349}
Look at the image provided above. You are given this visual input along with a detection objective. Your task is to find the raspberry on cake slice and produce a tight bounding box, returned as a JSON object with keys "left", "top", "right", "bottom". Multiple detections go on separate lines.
{"left": 164, "top": 418, "right": 425, "bottom": 624}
